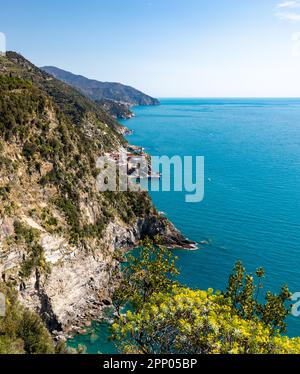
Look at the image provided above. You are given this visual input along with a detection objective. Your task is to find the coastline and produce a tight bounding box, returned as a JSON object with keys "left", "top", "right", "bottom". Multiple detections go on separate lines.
{"left": 120, "top": 109, "right": 197, "bottom": 251}
{"left": 63, "top": 106, "right": 197, "bottom": 346}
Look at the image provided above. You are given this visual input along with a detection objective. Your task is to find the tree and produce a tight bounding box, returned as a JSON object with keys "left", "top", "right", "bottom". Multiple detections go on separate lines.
{"left": 112, "top": 287, "right": 300, "bottom": 354}
{"left": 0, "top": 283, "right": 55, "bottom": 354}
{"left": 225, "top": 261, "right": 292, "bottom": 334}
{"left": 112, "top": 238, "right": 179, "bottom": 315}
{"left": 112, "top": 244, "right": 297, "bottom": 354}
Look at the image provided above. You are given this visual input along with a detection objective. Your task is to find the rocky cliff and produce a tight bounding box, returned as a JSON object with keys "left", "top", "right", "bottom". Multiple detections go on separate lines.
{"left": 0, "top": 52, "right": 193, "bottom": 336}
{"left": 96, "top": 99, "right": 135, "bottom": 120}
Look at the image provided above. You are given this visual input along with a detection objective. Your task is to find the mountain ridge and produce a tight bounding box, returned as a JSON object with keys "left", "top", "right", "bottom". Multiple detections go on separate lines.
{"left": 41, "top": 65, "right": 160, "bottom": 107}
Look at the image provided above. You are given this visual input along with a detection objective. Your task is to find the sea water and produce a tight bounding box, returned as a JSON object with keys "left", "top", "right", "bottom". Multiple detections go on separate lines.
{"left": 68, "top": 98, "right": 300, "bottom": 352}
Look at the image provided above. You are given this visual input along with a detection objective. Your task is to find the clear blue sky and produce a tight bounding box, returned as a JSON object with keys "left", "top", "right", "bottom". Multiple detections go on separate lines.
{"left": 1, "top": 0, "right": 300, "bottom": 97}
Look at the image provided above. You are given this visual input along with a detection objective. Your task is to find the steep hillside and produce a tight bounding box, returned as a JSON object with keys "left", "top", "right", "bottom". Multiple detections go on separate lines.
{"left": 0, "top": 52, "right": 191, "bottom": 338}
{"left": 4, "top": 52, "right": 127, "bottom": 135}
{"left": 41, "top": 66, "right": 160, "bottom": 106}
{"left": 96, "top": 99, "right": 134, "bottom": 120}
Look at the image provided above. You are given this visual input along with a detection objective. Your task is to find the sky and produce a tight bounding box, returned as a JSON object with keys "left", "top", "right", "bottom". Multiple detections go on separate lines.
{"left": 1, "top": 0, "right": 300, "bottom": 97}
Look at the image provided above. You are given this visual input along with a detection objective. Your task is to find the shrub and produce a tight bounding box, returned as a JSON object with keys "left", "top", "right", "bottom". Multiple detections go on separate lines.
{"left": 0, "top": 283, "right": 55, "bottom": 354}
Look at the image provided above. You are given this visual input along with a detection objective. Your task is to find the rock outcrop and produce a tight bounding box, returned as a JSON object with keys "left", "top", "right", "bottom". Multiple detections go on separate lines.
{"left": 0, "top": 214, "right": 194, "bottom": 335}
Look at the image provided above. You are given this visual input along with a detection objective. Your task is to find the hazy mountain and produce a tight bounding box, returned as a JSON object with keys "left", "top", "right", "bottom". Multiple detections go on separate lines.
{"left": 41, "top": 66, "right": 160, "bottom": 107}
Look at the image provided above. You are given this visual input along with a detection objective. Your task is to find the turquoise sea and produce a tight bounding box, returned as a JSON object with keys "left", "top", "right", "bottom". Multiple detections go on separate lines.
{"left": 68, "top": 98, "right": 300, "bottom": 353}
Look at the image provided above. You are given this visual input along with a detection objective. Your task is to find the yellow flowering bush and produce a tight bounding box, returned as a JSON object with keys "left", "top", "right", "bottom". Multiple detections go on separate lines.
{"left": 112, "top": 287, "right": 300, "bottom": 354}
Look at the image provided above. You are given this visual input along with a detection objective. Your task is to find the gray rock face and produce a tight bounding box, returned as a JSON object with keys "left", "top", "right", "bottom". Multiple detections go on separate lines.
{"left": 19, "top": 251, "right": 115, "bottom": 333}
{"left": 0, "top": 217, "right": 134, "bottom": 333}
{"left": 0, "top": 214, "right": 193, "bottom": 334}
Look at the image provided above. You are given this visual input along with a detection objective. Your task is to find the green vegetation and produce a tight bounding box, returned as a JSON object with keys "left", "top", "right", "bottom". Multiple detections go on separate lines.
{"left": 225, "top": 261, "right": 291, "bottom": 334}
{"left": 0, "top": 76, "right": 47, "bottom": 142}
{"left": 40, "top": 207, "right": 58, "bottom": 232}
{"left": 113, "top": 238, "right": 179, "bottom": 316}
{"left": 0, "top": 53, "right": 155, "bottom": 247}
{"left": 14, "top": 221, "right": 49, "bottom": 278}
{"left": 112, "top": 241, "right": 300, "bottom": 354}
{"left": 113, "top": 287, "right": 300, "bottom": 354}
{"left": 5, "top": 52, "right": 126, "bottom": 142}
{"left": 0, "top": 283, "right": 55, "bottom": 354}
{"left": 0, "top": 185, "right": 11, "bottom": 200}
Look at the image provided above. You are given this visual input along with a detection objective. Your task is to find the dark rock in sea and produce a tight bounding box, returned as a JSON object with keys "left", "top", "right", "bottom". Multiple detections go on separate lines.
{"left": 139, "top": 216, "right": 197, "bottom": 250}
